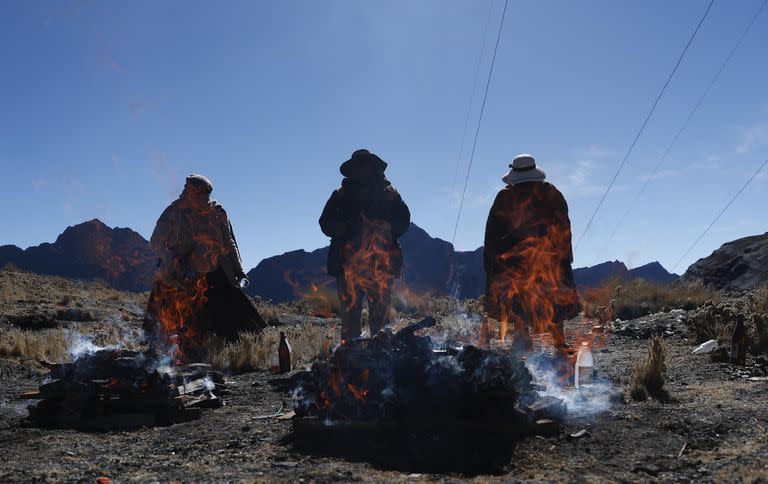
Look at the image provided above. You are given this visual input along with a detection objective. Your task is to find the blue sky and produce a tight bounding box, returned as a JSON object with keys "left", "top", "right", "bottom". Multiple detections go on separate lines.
{"left": 1, "top": 0, "right": 767, "bottom": 273}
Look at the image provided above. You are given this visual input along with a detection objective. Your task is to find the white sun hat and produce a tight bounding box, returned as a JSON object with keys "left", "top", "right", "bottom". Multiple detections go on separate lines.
{"left": 502, "top": 154, "right": 546, "bottom": 185}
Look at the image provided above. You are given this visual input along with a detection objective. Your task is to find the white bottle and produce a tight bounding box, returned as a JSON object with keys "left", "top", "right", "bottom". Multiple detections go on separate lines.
{"left": 575, "top": 342, "right": 594, "bottom": 388}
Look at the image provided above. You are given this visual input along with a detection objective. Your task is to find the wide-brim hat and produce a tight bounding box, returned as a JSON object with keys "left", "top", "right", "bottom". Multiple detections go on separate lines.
{"left": 502, "top": 154, "right": 546, "bottom": 185}
{"left": 340, "top": 149, "right": 388, "bottom": 178}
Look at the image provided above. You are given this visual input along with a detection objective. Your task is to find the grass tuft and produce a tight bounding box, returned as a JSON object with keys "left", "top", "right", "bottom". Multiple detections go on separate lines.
{"left": 630, "top": 335, "right": 670, "bottom": 402}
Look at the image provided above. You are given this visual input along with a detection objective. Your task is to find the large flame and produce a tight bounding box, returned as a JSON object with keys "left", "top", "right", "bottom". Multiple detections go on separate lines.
{"left": 150, "top": 274, "right": 208, "bottom": 360}
{"left": 339, "top": 218, "right": 398, "bottom": 316}
{"left": 487, "top": 224, "right": 579, "bottom": 346}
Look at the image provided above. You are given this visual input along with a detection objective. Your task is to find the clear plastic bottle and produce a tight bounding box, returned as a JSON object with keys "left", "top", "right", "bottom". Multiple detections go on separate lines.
{"left": 575, "top": 341, "right": 594, "bottom": 388}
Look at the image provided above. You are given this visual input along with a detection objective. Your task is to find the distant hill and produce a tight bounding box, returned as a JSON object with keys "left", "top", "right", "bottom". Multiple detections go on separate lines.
{"left": 245, "top": 223, "right": 485, "bottom": 302}
{"left": 682, "top": 232, "right": 768, "bottom": 291}
{"left": 573, "top": 260, "right": 678, "bottom": 288}
{"left": 0, "top": 219, "right": 155, "bottom": 292}
{"left": 246, "top": 223, "right": 677, "bottom": 302}
{"left": 0, "top": 219, "right": 680, "bottom": 298}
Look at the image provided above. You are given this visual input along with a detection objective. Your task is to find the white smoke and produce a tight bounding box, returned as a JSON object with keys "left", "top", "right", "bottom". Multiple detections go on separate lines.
{"left": 526, "top": 352, "right": 619, "bottom": 417}
{"left": 66, "top": 331, "right": 121, "bottom": 360}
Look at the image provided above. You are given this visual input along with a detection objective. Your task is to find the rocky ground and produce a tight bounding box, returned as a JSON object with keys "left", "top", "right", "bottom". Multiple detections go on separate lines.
{"left": 1, "top": 271, "right": 767, "bottom": 482}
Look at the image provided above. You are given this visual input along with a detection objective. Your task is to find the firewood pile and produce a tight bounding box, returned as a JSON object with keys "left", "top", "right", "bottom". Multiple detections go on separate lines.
{"left": 293, "top": 317, "right": 565, "bottom": 434}
{"left": 19, "top": 349, "right": 225, "bottom": 430}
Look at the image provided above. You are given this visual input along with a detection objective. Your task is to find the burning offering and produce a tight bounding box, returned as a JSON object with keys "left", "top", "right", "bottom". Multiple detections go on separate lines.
{"left": 20, "top": 349, "right": 225, "bottom": 430}
{"left": 291, "top": 317, "right": 567, "bottom": 471}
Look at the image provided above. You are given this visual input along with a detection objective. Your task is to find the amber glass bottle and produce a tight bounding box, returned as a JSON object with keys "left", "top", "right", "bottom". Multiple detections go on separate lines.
{"left": 730, "top": 318, "right": 747, "bottom": 366}
{"left": 278, "top": 332, "right": 292, "bottom": 373}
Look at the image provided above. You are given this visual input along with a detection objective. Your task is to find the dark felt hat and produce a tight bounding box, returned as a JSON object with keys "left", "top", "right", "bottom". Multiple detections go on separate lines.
{"left": 340, "top": 149, "right": 388, "bottom": 178}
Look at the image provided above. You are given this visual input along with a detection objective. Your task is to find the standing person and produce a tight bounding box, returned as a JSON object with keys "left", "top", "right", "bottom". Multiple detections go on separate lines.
{"left": 146, "top": 174, "right": 265, "bottom": 358}
{"left": 320, "top": 149, "right": 411, "bottom": 341}
{"left": 483, "top": 154, "right": 579, "bottom": 352}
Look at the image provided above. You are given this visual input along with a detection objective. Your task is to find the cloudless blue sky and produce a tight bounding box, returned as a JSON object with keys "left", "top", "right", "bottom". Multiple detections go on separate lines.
{"left": 2, "top": 0, "right": 767, "bottom": 273}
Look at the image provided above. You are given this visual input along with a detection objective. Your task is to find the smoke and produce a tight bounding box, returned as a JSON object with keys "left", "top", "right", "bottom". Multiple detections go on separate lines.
{"left": 66, "top": 331, "right": 121, "bottom": 360}
{"left": 64, "top": 318, "right": 143, "bottom": 361}
{"left": 526, "top": 352, "right": 620, "bottom": 417}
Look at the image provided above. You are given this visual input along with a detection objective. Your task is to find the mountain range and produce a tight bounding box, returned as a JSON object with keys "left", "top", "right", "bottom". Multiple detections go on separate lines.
{"left": 0, "top": 219, "right": 155, "bottom": 292}
{"left": 2, "top": 219, "right": 688, "bottom": 299}
{"left": 245, "top": 223, "right": 679, "bottom": 302}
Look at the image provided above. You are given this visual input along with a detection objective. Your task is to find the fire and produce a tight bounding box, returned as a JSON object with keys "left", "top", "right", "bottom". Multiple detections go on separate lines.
{"left": 488, "top": 221, "right": 579, "bottom": 346}
{"left": 339, "top": 217, "right": 399, "bottom": 315}
{"left": 283, "top": 270, "right": 338, "bottom": 318}
{"left": 485, "top": 182, "right": 582, "bottom": 359}
{"left": 150, "top": 274, "right": 209, "bottom": 360}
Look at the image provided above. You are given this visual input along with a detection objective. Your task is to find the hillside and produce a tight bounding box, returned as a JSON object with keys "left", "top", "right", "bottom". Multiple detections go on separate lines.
{"left": 683, "top": 232, "right": 768, "bottom": 291}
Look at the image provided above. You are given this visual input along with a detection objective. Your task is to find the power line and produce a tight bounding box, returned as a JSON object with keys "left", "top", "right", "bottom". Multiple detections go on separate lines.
{"left": 449, "top": 3, "right": 496, "bottom": 203}
{"left": 604, "top": 0, "right": 767, "bottom": 246}
{"left": 671, "top": 156, "right": 768, "bottom": 273}
{"left": 451, "top": 0, "right": 509, "bottom": 245}
{"left": 574, "top": 0, "right": 714, "bottom": 251}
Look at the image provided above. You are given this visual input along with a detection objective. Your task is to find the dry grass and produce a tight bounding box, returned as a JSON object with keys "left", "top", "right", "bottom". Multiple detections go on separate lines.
{"left": 0, "top": 327, "right": 70, "bottom": 362}
{"left": 205, "top": 324, "right": 338, "bottom": 373}
{"left": 630, "top": 335, "right": 670, "bottom": 402}
{"left": 0, "top": 266, "right": 147, "bottom": 324}
{"left": 392, "top": 292, "right": 483, "bottom": 320}
{"left": 0, "top": 323, "right": 142, "bottom": 364}
{"left": 583, "top": 278, "right": 721, "bottom": 321}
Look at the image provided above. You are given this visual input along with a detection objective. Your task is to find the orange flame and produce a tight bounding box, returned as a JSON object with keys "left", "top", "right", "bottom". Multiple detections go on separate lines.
{"left": 339, "top": 218, "right": 398, "bottom": 316}
{"left": 489, "top": 224, "right": 578, "bottom": 345}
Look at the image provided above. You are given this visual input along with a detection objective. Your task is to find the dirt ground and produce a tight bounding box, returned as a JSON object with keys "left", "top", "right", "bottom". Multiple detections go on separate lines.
{"left": 1, "top": 273, "right": 767, "bottom": 482}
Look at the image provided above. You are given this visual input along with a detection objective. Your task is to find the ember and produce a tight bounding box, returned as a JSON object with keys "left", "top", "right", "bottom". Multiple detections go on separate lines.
{"left": 20, "top": 349, "right": 224, "bottom": 430}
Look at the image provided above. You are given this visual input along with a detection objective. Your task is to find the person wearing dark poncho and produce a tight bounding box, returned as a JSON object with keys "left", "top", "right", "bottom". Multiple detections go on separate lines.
{"left": 145, "top": 174, "right": 265, "bottom": 357}
{"left": 319, "top": 149, "right": 411, "bottom": 341}
{"left": 483, "top": 154, "right": 580, "bottom": 353}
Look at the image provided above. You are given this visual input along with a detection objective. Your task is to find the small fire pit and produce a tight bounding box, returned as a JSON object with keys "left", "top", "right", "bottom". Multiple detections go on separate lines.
{"left": 291, "top": 317, "right": 566, "bottom": 472}
{"left": 20, "top": 349, "right": 225, "bottom": 430}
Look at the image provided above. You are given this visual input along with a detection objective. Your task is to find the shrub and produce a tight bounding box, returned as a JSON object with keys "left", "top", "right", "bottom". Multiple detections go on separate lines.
{"left": 630, "top": 335, "right": 669, "bottom": 402}
{"left": 583, "top": 278, "right": 721, "bottom": 321}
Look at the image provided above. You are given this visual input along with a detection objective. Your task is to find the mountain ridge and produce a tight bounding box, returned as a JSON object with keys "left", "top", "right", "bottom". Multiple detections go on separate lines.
{"left": 1, "top": 219, "right": 678, "bottom": 298}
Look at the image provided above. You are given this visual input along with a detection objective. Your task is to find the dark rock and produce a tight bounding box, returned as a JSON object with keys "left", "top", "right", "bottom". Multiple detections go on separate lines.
{"left": 710, "top": 347, "right": 730, "bottom": 363}
{"left": 55, "top": 308, "right": 94, "bottom": 322}
{"left": 682, "top": 232, "right": 768, "bottom": 291}
{"left": 633, "top": 463, "right": 661, "bottom": 476}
